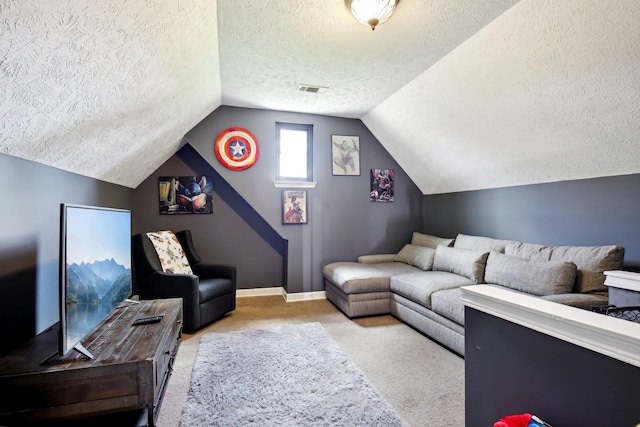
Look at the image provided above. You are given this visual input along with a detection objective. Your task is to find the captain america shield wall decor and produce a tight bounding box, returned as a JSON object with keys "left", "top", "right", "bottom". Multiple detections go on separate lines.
{"left": 214, "top": 127, "right": 260, "bottom": 170}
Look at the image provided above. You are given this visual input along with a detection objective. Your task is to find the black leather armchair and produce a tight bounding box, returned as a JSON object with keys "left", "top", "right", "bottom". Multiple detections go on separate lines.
{"left": 131, "top": 230, "right": 236, "bottom": 332}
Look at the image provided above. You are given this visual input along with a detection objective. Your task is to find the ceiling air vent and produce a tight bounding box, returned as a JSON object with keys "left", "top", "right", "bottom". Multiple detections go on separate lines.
{"left": 297, "top": 84, "right": 327, "bottom": 94}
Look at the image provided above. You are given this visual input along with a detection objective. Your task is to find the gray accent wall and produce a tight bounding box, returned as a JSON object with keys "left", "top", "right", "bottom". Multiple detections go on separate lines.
{"left": 132, "top": 153, "right": 284, "bottom": 291}
{"left": 423, "top": 173, "right": 640, "bottom": 270}
{"left": 134, "top": 106, "right": 424, "bottom": 294}
{"left": 0, "top": 153, "right": 133, "bottom": 351}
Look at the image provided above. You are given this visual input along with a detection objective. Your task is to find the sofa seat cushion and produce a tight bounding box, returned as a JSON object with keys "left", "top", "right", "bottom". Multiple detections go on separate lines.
{"left": 431, "top": 287, "right": 465, "bottom": 326}
{"left": 541, "top": 292, "right": 608, "bottom": 309}
{"left": 390, "top": 271, "right": 475, "bottom": 309}
{"left": 325, "top": 280, "right": 391, "bottom": 318}
{"left": 484, "top": 251, "right": 577, "bottom": 296}
{"left": 322, "top": 261, "right": 420, "bottom": 294}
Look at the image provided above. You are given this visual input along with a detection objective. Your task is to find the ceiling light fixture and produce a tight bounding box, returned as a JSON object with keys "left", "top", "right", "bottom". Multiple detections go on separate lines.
{"left": 345, "top": 0, "right": 400, "bottom": 31}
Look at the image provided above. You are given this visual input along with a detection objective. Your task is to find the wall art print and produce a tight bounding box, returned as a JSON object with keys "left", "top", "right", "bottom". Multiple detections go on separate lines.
{"left": 370, "top": 169, "right": 394, "bottom": 202}
{"left": 282, "top": 190, "right": 307, "bottom": 224}
{"left": 159, "top": 175, "right": 213, "bottom": 215}
{"left": 332, "top": 135, "right": 360, "bottom": 176}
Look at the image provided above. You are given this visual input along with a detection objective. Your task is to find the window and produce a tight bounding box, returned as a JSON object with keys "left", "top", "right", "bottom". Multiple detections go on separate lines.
{"left": 276, "top": 122, "right": 313, "bottom": 184}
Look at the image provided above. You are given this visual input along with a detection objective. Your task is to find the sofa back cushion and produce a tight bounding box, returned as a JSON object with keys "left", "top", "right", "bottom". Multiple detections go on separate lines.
{"left": 453, "top": 234, "right": 515, "bottom": 253}
{"left": 484, "top": 252, "right": 577, "bottom": 296}
{"left": 394, "top": 244, "right": 436, "bottom": 271}
{"left": 411, "top": 232, "right": 454, "bottom": 249}
{"left": 550, "top": 245, "right": 624, "bottom": 294}
{"left": 505, "top": 242, "right": 625, "bottom": 294}
{"left": 433, "top": 246, "right": 489, "bottom": 284}
{"left": 504, "top": 242, "right": 553, "bottom": 261}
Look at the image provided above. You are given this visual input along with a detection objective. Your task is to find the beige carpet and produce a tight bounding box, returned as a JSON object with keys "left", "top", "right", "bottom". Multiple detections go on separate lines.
{"left": 157, "top": 296, "right": 465, "bottom": 427}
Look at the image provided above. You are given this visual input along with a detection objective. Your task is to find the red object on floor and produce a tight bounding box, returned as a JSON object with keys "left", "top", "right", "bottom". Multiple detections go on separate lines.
{"left": 494, "top": 413, "right": 533, "bottom": 427}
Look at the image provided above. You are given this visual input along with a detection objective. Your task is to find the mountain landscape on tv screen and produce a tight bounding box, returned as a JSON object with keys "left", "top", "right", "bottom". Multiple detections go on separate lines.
{"left": 66, "top": 259, "right": 131, "bottom": 306}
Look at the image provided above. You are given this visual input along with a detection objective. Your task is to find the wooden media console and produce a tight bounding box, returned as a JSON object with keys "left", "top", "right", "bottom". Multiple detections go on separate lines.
{"left": 0, "top": 298, "right": 182, "bottom": 426}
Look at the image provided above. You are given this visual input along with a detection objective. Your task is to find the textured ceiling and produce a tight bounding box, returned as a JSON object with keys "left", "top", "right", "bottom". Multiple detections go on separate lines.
{"left": 216, "top": 0, "right": 519, "bottom": 117}
{"left": 1, "top": 0, "right": 639, "bottom": 193}
{"left": 364, "top": 0, "right": 640, "bottom": 194}
{"left": 1, "top": 0, "right": 221, "bottom": 188}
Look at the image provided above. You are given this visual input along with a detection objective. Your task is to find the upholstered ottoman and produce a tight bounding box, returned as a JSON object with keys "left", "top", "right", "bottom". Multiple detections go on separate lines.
{"left": 322, "top": 255, "right": 421, "bottom": 318}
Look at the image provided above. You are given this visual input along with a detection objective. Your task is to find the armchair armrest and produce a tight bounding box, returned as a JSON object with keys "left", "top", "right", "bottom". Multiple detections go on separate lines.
{"left": 357, "top": 254, "right": 397, "bottom": 264}
{"left": 139, "top": 271, "right": 200, "bottom": 330}
{"left": 191, "top": 262, "right": 237, "bottom": 285}
{"left": 139, "top": 271, "right": 199, "bottom": 303}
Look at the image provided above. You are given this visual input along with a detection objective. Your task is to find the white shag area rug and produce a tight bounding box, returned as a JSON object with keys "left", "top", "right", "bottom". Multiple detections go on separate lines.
{"left": 180, "top": 322, "right": 410, "bottom": 427}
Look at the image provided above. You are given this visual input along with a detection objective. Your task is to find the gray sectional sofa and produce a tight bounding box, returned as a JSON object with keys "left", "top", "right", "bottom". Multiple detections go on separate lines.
{"left": 322, "top": 233, "right": 624, "bottom": 355}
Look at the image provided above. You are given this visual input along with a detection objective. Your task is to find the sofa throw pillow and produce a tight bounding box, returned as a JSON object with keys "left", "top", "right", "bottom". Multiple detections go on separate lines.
{"left": 410, "top": 232, "right": 454, "bottom": 249}
{"left": 432, "top": 246, "right": 489, "bottom": 283}
{"left": 394, "top": 244, "right": 436, "bottom": 271}
{"left": 146, "top": 231, "right": 193, "bottom": 275}
{"left": 484, "top": 252, "right": 577, "bottom": 296}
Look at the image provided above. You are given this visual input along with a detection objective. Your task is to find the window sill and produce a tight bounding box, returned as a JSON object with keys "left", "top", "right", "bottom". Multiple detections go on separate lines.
{"left": 273, "top": 181, "right": 317, "bottom": 189}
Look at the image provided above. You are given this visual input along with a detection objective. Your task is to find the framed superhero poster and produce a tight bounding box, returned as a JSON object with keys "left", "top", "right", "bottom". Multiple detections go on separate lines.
{"left": 370, "top": 169, "right": 394, "bottom": 202}
{"left": 282, "top": 190, "right": 307, "bottom": 224}
{"left": 331, "top": 135, "right": 360, "bottom": 176}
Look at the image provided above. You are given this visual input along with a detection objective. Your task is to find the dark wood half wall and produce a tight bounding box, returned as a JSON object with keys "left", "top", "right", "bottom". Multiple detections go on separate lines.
{"left": 465, "top": 306, "right": 640, "bottom": 426}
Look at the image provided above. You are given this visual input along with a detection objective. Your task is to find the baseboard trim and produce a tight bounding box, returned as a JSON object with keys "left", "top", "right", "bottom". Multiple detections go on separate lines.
{"left": 236, "top": 287, "right": 326, "bottom": 302}
{"left": 237, "top": 287, "right": 283, "bottom": 298}
{"left": 283, "top": 290, "right": 327, "bottom": 302}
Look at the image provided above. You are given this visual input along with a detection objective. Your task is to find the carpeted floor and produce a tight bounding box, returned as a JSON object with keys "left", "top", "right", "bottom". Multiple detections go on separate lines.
{"left": 157, "top": 296, "right": 465, "bottom": 426}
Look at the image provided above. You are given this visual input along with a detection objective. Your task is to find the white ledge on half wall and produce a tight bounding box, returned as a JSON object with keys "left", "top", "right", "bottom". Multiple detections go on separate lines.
{"left": 273, "top": 181, "right": 317, "bottom": 189}
{"left": 604, "top": 270, "right": 640, "bottom": 293}
{"left": 461, "top": 285, "right": 640, "bottom": 368}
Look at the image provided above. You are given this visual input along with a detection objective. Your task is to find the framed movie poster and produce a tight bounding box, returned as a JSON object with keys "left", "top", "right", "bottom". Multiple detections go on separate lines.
{"left": 158, "top": 175, "right": 213, "bottom": 214}
{"left": 370, "top": 169, "right": 394, "bottom": 202}
{"left": 331, "top": 135, "right": 360, "bottom": 176}
{"left": 282, "top": 190, "right": 307, "bottom": 224}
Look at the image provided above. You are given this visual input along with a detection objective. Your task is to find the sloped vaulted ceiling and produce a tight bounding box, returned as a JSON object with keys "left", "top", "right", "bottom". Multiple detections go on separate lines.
{"left": 1, "top": 0, "right": 639, "bottom": 193}
{"left": 364, "top": 0, "right": 640, "bottom": 194}
{"left": 1, "top": 0, "right": 221, "bottom": 187}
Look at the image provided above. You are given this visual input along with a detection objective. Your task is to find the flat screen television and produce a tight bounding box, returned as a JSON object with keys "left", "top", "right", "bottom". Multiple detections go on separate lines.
{"left": 58, "top": 203, "right": 132, "bottom": 358}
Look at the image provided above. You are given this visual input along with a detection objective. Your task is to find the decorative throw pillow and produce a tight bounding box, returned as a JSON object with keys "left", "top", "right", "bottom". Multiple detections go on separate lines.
{"left": 394, "top": 244, "right": 436, "bottom": 271}
{"left": 484, "top": 251, "right": 577, "bottom": 296}
{"left": 146, "top": 231, "right": 193, "bottom": 275}
{"left": 410, "top": 232, "right": 454, "bottom": 249}
{"left": 432, "top": 245, "right": 489, "bottom": 283}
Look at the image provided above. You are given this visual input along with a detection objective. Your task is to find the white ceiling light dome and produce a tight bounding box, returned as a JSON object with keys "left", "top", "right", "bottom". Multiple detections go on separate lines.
{"left": 346, "top": 0, "right": 400, "bottom": 30}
